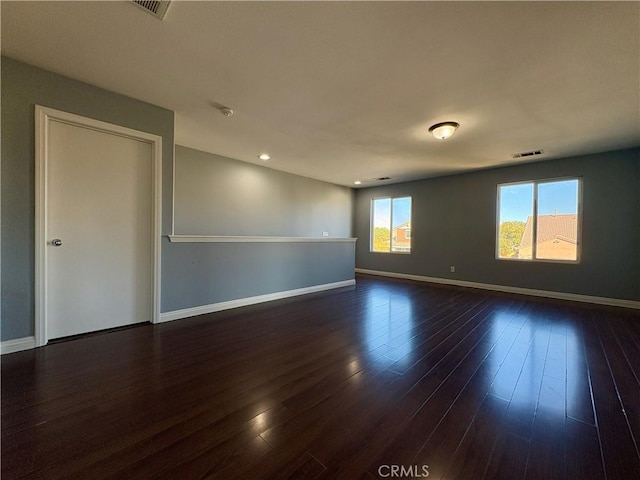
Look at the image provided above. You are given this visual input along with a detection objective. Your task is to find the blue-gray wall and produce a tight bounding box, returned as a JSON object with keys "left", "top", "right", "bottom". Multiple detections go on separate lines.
{"left": 1, "top": 57, "right": 356, "bottom": 341}
{"left": 162, "top": 240, "right": 355, "bottom": 312}
{"left": 174, "top": 145, "right": 353, "bottom": 237}
{"left": 354, "top": 148, "right": 640, "bottom": 302}
{"left": 4, "top": 56, "right": 637, "bottom": 343}
{"left": 1, "top": 57, "right": 174, "bottom": 341}
{"left": 163, "top": 145, "right": 355, "bottom": 312}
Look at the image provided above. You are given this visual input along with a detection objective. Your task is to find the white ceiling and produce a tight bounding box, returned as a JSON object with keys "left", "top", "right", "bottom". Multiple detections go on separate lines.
{"left": 2, "top": 1, "right": 639, "bottom": 187}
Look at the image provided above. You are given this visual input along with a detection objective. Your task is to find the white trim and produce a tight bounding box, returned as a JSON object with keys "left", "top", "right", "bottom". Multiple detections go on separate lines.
{"left": 167, "top": 235, "right": 357, "bottom": 243}
{"left": 171, "top": 120, "right": 176, "bottom": 236}
{"left": 369, "top": 196, "right": 413, "bottom": 254}
{"left": 159, "top": 279, "right": 356, "bottom": 323}
{"left": 496, "top": 177, "right": 582, "bottom": 263}
{"left": 35, "top": 106, "right": 163, "bottom": 347}
{"left": 151, "top": 128, "right": 163, "bottom": 326}
{"left": 355, "top": 268, "right": 640, "bottom": 310}
{"left": 1, "top": 337, "right": 36, "bottom": 355}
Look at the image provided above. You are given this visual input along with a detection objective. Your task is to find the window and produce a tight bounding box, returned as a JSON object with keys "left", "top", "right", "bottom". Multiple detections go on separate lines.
{"left": 497, "top": 178, "right": 581, "bottom": 262}
{"left": 371, "top": 197, "right": 412, "bottom": 253}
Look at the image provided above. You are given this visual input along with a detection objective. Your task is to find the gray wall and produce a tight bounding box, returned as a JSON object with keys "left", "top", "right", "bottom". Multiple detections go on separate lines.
{"left": 1, "top": 57, "right": 174, "bottom": 341}
{"left": 162, "top": 240, "right": 355, "bottom": 312}
{"left": 1, "top": 57, "right": 356, "bottom": 340}
{"left": 163, "top": 145, "right": 355, "bottom": 313}
{"left": 355, "top": 148, "right": 640, "bottom": 302}
{"left": 174, "top": 145, "right": 353, "bottom": 237}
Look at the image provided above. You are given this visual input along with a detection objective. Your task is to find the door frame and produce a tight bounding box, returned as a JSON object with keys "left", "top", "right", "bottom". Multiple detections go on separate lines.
{"left": 35, "top": 105, "right": 163, "bottom": 347}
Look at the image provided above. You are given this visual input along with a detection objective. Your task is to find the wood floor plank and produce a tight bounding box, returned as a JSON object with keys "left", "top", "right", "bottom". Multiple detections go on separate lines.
{"left": 581, "top": 311, "right": 640, "bottom": 479}
{"left": 591, "top": 310, "right": 640, "bottom": 466}
{"left": 565, "top": 311, "right": 597, "bottom": 426}
{"left": 370, "top": 302, "right": 517, "bottom": 456}
{"left": 500, "top": 306, "right": 551, "bottom": 441}
{"left": 610, "top": 316, "right": 640, "bottom": 385}
{"left": 406, "top": 308, "right": 525, "bottom": 478}
{"left": 347, "top": 302, "right": 505, "bottom": 475}
{"left": 2, "top": 274, "right": 639, "bottom": 479}
{"left": 565, "top": 417, "right": 605, "bottom": 479}
{"left": 483, "top": 431, "right": 530, "bottom": 480}
{"left": 524, "top": 375, "right": 567, "bottom": 479}
{"left": 441, "top": 394, "right": 510, "bottom": 480}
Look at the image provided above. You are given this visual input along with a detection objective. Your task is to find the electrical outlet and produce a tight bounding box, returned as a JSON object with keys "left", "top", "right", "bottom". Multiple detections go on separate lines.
{"left": 450, "top": 266, "right": 455, "bottom": 273}
{"left": 322, "top": 231, "right": 329, "bottom": 237}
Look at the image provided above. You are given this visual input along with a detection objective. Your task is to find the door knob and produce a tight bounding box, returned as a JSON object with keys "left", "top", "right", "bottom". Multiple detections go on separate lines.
{"left": 51, "top": 239, "right": 63, "bottom": 247}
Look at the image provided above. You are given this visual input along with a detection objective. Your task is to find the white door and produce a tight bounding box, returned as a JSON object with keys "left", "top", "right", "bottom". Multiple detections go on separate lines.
{"left": 36, "top": 107, "right": 161, "bottom": 342}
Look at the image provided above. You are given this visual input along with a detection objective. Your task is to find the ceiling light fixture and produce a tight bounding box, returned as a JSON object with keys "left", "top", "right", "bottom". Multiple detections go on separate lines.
{"left": 354, "top": 181, "right": 362, "bottom": 185}
{"left": 258, "top": 153, "right": 270, "bottom": 161}
{"left": 429, "top": 121, "right": 459, "bottom": 140}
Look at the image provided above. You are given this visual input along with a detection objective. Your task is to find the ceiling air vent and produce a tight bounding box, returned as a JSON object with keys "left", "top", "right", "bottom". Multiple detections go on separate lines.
{"left": 511, "top": 149, "right": 544, "bottom": 159}
{"left": 375, "top": 177, "right": 391, "bottom": 181}
{"left": 132, "top": 0, "right": 171, "bottom": 20}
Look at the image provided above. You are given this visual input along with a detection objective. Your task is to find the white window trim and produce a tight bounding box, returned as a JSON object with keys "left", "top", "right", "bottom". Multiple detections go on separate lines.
{"left": 496, "top": 177, "right": 582, "bottom": 263}
{"left": 370, "top": 196, "right": 412, "bottom": 254}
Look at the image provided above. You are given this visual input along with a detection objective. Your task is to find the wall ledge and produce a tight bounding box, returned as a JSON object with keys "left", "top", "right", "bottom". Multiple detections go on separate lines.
{"left": 168, "top": 235, "right": 357, "bottom": 243}
{"left": 159, "top": 279, "right": 356, "bottom": 322}
{"left": 355, "top": 268, "right": 640, "bottom": 310}
{"left": 1, "top": 336, "right": 36, "bottom": 355}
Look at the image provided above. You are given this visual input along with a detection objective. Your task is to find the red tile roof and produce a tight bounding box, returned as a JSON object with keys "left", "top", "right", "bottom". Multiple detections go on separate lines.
{"left": 519, "top": 213, "right": 578, "bottom": 248}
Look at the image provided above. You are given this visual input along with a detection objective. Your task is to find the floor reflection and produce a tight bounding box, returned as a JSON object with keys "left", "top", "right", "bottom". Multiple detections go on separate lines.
{"left": 489, "top": 309, "right": 579, "bottom": 419}
{"left": 362, "top": 286, "right": 415, "bottom": 369}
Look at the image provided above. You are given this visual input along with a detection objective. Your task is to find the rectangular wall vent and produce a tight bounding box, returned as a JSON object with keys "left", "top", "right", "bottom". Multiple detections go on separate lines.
{"left": 512, "top": 149, "right": 544, "bottom": 159}
{"left": 132, "top": 0, "right": 171, "bottom": 20}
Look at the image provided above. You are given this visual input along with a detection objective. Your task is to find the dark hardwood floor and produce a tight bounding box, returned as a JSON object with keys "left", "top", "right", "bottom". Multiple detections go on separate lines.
{"left": 2, "top": 274, "right": 640, "bottom": 479}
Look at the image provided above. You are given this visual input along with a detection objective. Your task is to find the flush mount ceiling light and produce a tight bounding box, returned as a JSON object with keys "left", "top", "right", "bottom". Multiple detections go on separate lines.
{"left": 258, "top": 153, "right": 270, "bottom": 161}
{"left": 429, "top": 121, "right": 459, "bottom": 140}
{"left": 354, "top": 181, "right": 362, "bottom": 185}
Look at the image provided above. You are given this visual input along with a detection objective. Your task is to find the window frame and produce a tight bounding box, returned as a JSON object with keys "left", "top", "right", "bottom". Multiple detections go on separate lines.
{"left": 370, "top": 196, "right": 413, "bottom": 254}
{"left": 495, "top": 177, "right": 582, "bottom": 263}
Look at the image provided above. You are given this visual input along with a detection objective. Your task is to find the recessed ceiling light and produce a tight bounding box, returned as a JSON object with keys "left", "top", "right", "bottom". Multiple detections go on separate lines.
{"left": 258, "top": 153, "right": 270, "bottom": 161}
{"left": 429, "top": 121, "right": 459, "bottom": 140}
{"left": 354, "top": 181, "right": 362, "bottom": 185}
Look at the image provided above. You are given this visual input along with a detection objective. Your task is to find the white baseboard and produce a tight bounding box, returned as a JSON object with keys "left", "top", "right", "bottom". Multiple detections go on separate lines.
{"left": 355, "top": 268, "right": 640, "bottom": 310}
{"left": 1, "top": 336, "right": 36, "bottom": 355}
{"left": 159, "top": 279, "right": 356, "bottom": 323}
